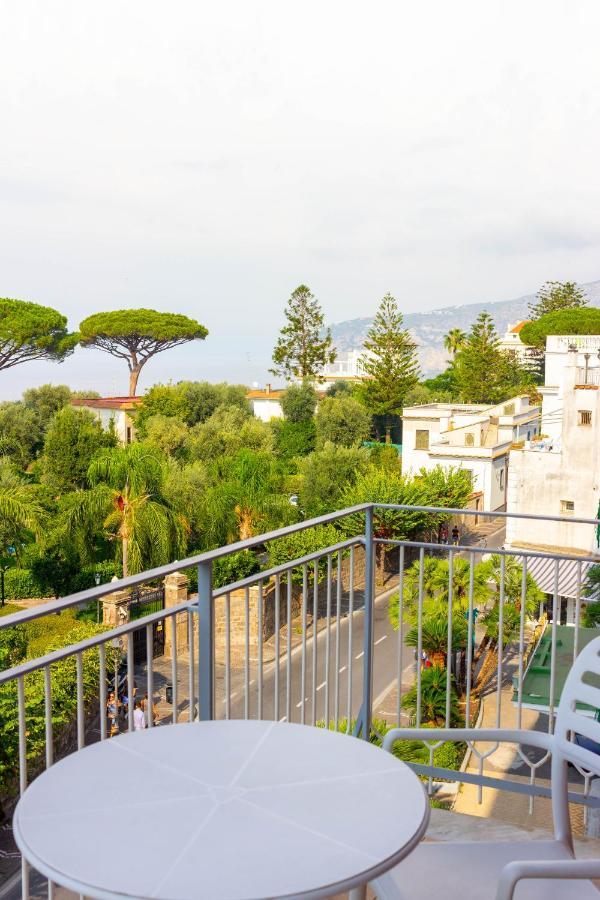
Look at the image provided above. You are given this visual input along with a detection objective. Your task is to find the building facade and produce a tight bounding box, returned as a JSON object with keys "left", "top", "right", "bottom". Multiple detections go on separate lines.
{"left": 506, "top": 340, "right": 600, "bottom": 624}
{"left": 70, "top": 396, "right": 142, "bottom": 444}
{"left": 402, "top": 396, "right": 540, "bottom": 512}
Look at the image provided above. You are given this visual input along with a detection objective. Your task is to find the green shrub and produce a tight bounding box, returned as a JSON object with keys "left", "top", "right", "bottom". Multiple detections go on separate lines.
{"left": 267, "top": 524, "right": 343, "bottom": 584}
{"left": 187, "top": 550, "right": 261, "bottom": 592}
{"left": 67, "top": 561, "right": 119, "bottom": 594}
{"left": 3, "top": 568, "right": 41, "bottom": 600}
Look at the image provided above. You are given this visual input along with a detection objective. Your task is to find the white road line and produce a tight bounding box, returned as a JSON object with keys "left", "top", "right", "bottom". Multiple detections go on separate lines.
{"left": 374, "top": 635, "right": 388, "bottom": 646}
{"left": 316, "top": 681, "right": 326, "bottom": 691}
{"left": 279, "top": 716, "right": 287, "bottom": 722}
{"left": 295, "top": 697, "right": 309, "bottom": 708}
{"left": 338, "top": 666, "right": 347, "bottom": 674}
{"left": 355, "top": 651, "right": 364, "bottom": 660}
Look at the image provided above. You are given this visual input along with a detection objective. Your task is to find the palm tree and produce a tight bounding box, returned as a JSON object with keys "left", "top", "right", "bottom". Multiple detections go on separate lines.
{"left": 65, "top": 445, "right": 187, "bottom": 577}
{"left": 406, "top": 614, "right": 467, "bottom": 667}
{"left": 200, "top": 450, "right": 290, "bottom": 547}
{"left": 432, "top": 556, "right": 490, "bottom": 612}
{"left": 0, "top": 458, "right": 44, "bottom": 553}
{"left": 401, "top": 664, "right": 460, "bottom": 725}
{"left": 443, "top": 328, "right": 467, "bottom": 359}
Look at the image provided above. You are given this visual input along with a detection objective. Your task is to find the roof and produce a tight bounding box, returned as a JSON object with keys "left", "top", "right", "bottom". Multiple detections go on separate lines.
{"left": 71, "top": 396, "right": 142, "bottom": 411}
{"left": 246, "top": 390, "right": 285, "bottom": 400}
{"left": 510, "top": 321, "right": 529, "bottom": 333}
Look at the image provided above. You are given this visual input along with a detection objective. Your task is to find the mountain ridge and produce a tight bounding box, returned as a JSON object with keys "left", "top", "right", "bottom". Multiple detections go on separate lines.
{"left": 329, "top": 280, "right": 600, "bottom": 375}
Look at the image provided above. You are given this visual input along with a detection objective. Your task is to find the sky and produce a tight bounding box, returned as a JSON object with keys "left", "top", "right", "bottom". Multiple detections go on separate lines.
{"left": 1, "top": 0, "right": 600, "bottom": 398}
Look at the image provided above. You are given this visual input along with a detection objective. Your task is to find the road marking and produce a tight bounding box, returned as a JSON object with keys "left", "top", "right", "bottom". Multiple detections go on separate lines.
{"left": 279, "top": 716, "right": 287, "bottom": 722}
{"left": 316, "top": 681, "right": 326, "bottom": 691}
{"left": 338, "top": 666, "right": 347, "bottom": 674}
{"left": 355, "top": 651, "right": 364, "bottom": 660}
{"left": 374, "top": 635, "right": 388, "bottom": 646}
{"left": 295, "top": 697, "right": 309, "bottom": 708}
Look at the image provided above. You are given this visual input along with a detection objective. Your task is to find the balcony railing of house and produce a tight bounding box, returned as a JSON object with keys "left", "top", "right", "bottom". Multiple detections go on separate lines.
{"left": 1, "top": 504, "right": 600, "bottom": 895}
{"left": 576, "top": 366, "right": 600, "bottom": 386}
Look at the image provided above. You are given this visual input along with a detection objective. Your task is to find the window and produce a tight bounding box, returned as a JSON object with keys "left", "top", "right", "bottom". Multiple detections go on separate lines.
{"left": 560, "top": 500, "right": 575, "bottom": 514}
{"left": 415, "top": 429, "right": 430, "bottom": 450}
{"left": 578, "top": 410, "right": 592, "bottom": 426}
{"left": 503, "top": 403, "right": 515, "bottom": 415}
{"left": 499, "top": 468, "right": 505, "bottom": 490}
{"left": 527, "top": 431, "right": 531, "bottom": 441}
{"left": 464, "top": 433, "right": 475, "bottom": 447}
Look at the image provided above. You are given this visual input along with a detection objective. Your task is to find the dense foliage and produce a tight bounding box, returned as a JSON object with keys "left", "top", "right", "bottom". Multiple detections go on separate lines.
{"left": 0, "top": 298, "right": 77, "bottom": 372}
{"left": 520, "top": 307, "right": 600, "bottom": 349}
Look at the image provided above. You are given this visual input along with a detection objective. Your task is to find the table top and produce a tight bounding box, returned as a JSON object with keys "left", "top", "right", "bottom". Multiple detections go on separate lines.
{"left": 14, "top": 720, "right": 429, "bottom": 900}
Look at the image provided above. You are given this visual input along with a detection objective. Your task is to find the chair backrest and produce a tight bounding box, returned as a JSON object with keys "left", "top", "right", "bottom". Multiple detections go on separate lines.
{"left": 555, "top": 634, "right": 600, "bottom": 775}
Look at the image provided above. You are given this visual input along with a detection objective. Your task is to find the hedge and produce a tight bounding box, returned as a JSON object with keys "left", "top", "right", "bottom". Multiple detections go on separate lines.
{"left": 3, "top": 568, "right": 40, "bottom": 600}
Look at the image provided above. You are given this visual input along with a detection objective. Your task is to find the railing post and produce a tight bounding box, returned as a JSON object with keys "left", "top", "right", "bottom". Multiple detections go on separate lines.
{"left": 361, "top": 505, "right": 375, "bottom": 740}
{"left": 197, "top": 560, "right": 214, "bottom": 721}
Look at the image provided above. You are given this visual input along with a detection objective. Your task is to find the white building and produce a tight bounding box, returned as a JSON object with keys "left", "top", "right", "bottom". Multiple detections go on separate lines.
{"left": 498, "top": 321, "right": 531, "bottom": 362}
{"left": 507, "top": 340, "right": 600, "bottom": 554}
{"left": 320, "top": 349, "right": 369, "bottom": 384}
{"left": 246, "top": 385, "right": 286, "bottom": 421}
{"left": 538, "top": 334, "right": 600, "bottom": 440}
{"left": 402, "top": 396, "right": 540, "bottom": 512}
{"left": 70, "top": 396, "right": 141, "bottom": 444}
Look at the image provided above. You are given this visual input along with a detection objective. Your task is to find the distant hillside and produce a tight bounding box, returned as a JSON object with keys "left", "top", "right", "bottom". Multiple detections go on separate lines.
{"left": 330, "top": 280, "right": 600, "bottom": 376}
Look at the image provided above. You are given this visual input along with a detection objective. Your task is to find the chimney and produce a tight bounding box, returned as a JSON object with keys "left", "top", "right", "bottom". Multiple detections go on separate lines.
{"left": 265, "top": 383, "right": 271, "bottom": 395}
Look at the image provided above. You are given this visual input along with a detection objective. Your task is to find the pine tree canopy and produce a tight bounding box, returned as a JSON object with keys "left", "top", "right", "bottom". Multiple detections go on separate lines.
{"left": 358, "top": 293, "right": 420, "bottom": 416}
{"left": 528, "top": 281, "right": 588, "bottom": 320}
{"left": 270, "top": 285, "right": 336, "bottom": 381}
{"left": 453, "top": 311, "right": 533, "bottom": 403}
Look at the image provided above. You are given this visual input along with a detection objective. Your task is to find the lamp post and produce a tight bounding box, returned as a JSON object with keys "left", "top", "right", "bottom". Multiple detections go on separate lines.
{"left": 0, "top": 546, "right": 16, "bottom": 608}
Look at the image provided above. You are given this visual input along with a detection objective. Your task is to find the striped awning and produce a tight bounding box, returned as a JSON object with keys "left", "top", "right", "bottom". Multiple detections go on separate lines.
{"left": 514, "top": 555, "right": 597, "bottom": 600}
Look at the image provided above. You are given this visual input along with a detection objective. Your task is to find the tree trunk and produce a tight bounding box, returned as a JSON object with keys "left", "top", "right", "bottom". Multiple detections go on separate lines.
{"left": 122, "top": 536, "right": 128, "bottom": 579}
{"left": 385, "top": 423, "right": 392, "bottom": 444}
{"left": 129, "top": 367, "right": 141, "bottom": 396}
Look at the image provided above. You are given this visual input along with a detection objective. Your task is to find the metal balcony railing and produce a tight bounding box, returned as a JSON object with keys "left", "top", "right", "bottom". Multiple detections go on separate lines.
{"left": 1, "top": 504, "right": 600, "bottom": 895}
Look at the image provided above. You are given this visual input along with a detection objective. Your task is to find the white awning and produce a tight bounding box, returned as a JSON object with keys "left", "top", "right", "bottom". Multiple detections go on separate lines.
{"left": 514, "top": 555, "right": 598, "bottom": 600}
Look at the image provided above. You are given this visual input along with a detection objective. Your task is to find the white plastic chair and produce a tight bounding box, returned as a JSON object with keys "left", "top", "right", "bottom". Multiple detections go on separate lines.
{"left": 372, "top": 635, "right": 600, "bottom": 900}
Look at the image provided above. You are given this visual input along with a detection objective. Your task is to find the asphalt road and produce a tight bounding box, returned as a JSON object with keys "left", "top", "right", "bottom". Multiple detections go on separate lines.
{"left": 215, "top": 522, "right": 507, "bottom": 728}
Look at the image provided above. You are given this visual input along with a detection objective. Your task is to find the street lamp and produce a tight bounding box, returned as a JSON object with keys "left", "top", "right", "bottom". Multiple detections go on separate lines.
{"left": 0, "top": 546, "right": 16, "bottom": 608}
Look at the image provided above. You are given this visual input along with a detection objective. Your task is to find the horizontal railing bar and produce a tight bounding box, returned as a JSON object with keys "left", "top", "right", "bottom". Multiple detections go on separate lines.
{"left": 408, "top": 763, "right": 600, "bottom": 808}
{"left": 374, "top": 538, "right": 600, "bottom": 565}
{"left": 211, "top": 538, "right": 363, "bottom": 597}
{"left": 375, "top": 503, "right": 600, "bottom": 527}
{"left": 0, "top": 505, "right": 371, "bottom": 630}
{"left": 0, "top": 600, "right": 191, "bottom": 684}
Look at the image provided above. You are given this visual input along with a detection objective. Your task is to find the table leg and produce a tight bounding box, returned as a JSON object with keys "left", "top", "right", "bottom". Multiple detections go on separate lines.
{"left": 349, "top": 886, "right": 367, "bottom": 900}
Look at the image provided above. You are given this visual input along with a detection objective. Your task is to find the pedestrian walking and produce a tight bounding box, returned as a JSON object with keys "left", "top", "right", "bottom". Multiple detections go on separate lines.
{"left": 451, "top": 525, "right": 460, "bottom": 545}
{"left": 107, "top": 692, "right": 119, "bottom": 737}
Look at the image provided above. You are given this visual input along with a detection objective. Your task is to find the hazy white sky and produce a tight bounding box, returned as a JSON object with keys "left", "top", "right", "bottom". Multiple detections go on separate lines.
{"left": 1, "top": 0, "right": 600, "bottom": 397}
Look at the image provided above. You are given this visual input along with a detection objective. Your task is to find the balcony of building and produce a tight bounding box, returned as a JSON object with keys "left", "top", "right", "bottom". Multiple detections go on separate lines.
{"left": 1, "top": 504, "right": 599, "bottom": 899}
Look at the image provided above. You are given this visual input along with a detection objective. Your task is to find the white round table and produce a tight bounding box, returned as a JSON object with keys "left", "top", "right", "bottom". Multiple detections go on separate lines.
{"left": 14, "top": 720, "right": 429, "bottom": 899}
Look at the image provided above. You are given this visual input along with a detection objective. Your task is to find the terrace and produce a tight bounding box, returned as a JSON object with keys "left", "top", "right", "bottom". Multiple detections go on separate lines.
{"left": 1, "top": 504, "right": 600, "bottom": 898}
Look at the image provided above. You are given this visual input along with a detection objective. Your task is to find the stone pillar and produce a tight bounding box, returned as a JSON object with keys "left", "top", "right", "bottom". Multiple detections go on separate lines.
{"left": 164, "top": 571, "right": 189, "bottom": 657}
{"left": 102, "top": 589, "right": 130, "bottom": 627}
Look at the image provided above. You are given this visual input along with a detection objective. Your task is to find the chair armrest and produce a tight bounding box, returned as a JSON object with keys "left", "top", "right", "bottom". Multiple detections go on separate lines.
{"left": 382, "top": 728, "right": 553, "bottom": 754}
{"left": 496, "top": 858, "right": 600, "bottom": 900}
